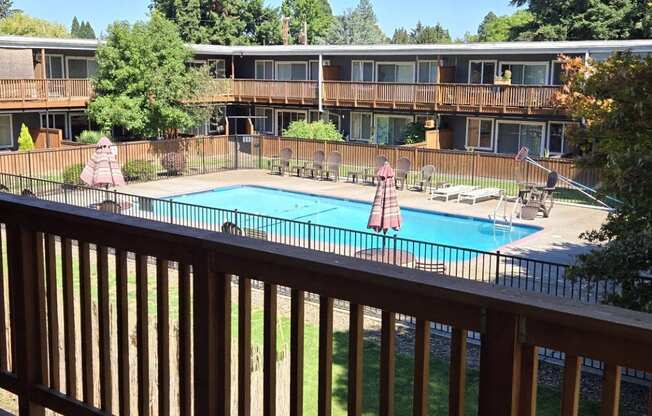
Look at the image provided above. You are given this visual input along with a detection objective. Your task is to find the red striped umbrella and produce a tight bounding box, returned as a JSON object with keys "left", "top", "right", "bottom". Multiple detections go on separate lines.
{"left": 80, "top": 137, "right": 125, "bottom": 188}
{"left": 367, "top": 162, "right": 402, "bottom": 233}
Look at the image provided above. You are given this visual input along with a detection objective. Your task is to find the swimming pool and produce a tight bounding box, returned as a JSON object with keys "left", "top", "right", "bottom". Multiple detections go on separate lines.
{"left": 162, "top": 185, "right": 540, "bottom": 252}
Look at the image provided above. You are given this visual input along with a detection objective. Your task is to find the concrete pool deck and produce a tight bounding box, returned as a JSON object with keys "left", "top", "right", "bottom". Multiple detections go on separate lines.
{"left": 120, "top": 169, "right": 608, "bottom": 265}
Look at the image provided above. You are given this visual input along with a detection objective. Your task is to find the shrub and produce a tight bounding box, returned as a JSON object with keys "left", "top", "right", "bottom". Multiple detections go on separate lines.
{"left": 402, "top": 122, "right": 426, "bottom": 145}
{"left": 62, "top": 163, "right": 85, "bottom": 185}
{"left": 161, "top": 152, "right": 186, "bottom": 175}
{"left": 17, "top": 123, "right": 34, "bottom": 151}
{"left": 283, "top": 120, "right": 343, "bottom": 141}
{"left": 122, "top": 160, "right": 156, "bottom": 181}
{"left": 77, "top": 130, "right": 105, "bottom": 145}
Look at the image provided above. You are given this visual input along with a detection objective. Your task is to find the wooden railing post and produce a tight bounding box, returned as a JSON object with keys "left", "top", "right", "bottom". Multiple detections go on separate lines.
{"left": 478, "top": 310, "right": 522, "bottom": 416}
{"left": 519, "top": 344, "right": 539, "bottom": 416}
{"left": 6, "top": 224, "right": 46, "bottom": 415}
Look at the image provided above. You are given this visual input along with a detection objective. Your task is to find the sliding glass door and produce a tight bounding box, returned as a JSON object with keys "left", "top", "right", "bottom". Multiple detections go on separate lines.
{"left": 496, "top": 121, "right": 545, "bottom": 156}
{"left": 374, "top": 115, "right": 411, "bottom": 145}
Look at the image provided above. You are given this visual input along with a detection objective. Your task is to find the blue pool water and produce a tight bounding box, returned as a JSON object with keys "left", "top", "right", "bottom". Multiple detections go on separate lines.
{"left": 162, "top": 185, "right": 540, "bottom": 252}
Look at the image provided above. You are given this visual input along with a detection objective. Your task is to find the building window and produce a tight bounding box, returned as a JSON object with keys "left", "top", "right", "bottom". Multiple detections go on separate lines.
{"left": 548, "top": 122, "right": 578, "bottom": 155}
{"left": 209, "top": 106, "right": 226, "bottom": 134}
{"left": 276, "top": 110, "right": 306, "bottom": 135}
{"left": 376, "top": 62, "right": 414, "bottom": 83}
{"left": 0, "top": 115, "right": 13, "bottom": 148}
{"left": 465, "top": 118, "right": 494, "bottom": 150}
{"left": 68, "top": 113, "right": 96, "bottom": 140}
{"left": 67, "top": 57, "right": 97, "bottom": 78}
{"left": 309, "top": 60, "right": 330, "bottom": 81}
{"left": 551, "top": 61, "right": 563, "bottom": 85}
{"left": 351, "top": 61, "right": 374, "bottom": 82}
{"left": 254, "top": 107, "right": 274, "bottom": 134}
{"left": 350, "top": 112, "right": 372, "bottom": 142}
{"left": 45, "top": 55, "right": 64, "bottom": 79}
{"left": 276, "top": 62, "right": 307, "bottom": 81}
{"left": 208, "top": 59, "right": 226, "bottom": 79}
{"left": 468, "top": 60, "right": 495, "bottom": 84}
{"left": 375, "top": 115, "right": 412, "bottom": 145}
{"left": 40, "top": 113, "right": 68, "bottom": 138}
{"left": 418, "top": 61, "right": 438, "bottom": 84}
{"left": 499, "top": 62, "right": 549, "bottom": 85}
{"left": 255, "top": 60, "right": 274, "bottom": 80}
{"left": 495, "top": 121, "right": 545, "bottom": 156}
{"left": 308, "top": 110, "right": 341, "bottom": 130}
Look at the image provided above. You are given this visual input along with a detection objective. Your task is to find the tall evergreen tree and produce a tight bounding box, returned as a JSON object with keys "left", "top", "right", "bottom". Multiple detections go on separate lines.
{"left": 391, "top": 27, "right": 410, "bottom": 44}
{"left": 326, "top": 0, "right": 386, "bottom": 45}
{"left": 475, "top": 10, "right": 534, "bottom": 42}
{"left": 510, "top": 0, "right": 652, "bottom": 40}
{"left": 0, "top": 0, "right": 18, "bottom": 19}
{"left": 71, "top": 16, "right": 80, "bottom": 37}
{"left": 410, "top": 21, "right": 452, "bottom": 44}
{"left": 280, "top": 0, "right": 334, "bottom": 44}
{"left": 151, "top": 0, "right": 281, "bottom": 45}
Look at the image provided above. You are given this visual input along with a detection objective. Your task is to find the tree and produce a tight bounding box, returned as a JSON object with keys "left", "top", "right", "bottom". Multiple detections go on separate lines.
{"left": 391, "top": 28, "right": 410, "bottom": 44}
{"left": 283, "top": 120, "right": 343, "bottom": 141}
{"left": 0, "top": 12, "right": 68, "bottom": 38}
{"left": 88, "top": 12, "right": 216, "bottom": 138}
{"left": 0, "top": 0, "right": 18, "bottom": 19}
{"left": 474, "top": 10, "right": 534, "bottom": 42}
{"left": 17, "top": 123, "right": 33, "bottom": 151}
{"left": 510, "top": 0, "right": 652, "bottom": 40}
{"left": 326, "top": 0, "right": 386, "bottom": 45}
{"left": 71, "top": 17, "right": 96, "bottom": 39}
{"left": 390, "top": 22, "right": 451, "bottom": 44}
{"left": 151, "top": 0, "right": 281, "bottom": 45}
{"left": 555, "top": 53, "right": 652, "bottom": 312}
{"left": 280, "top": 0, "right": 334, "bottom": 44}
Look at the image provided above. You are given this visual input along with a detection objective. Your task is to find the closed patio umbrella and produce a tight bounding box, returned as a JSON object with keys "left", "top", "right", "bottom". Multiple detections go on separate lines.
{"left": 367, "top": 162, "right": 402, "bottom": 233}
{"left": 80, "top": 137, "right": 125, "bottom": 188}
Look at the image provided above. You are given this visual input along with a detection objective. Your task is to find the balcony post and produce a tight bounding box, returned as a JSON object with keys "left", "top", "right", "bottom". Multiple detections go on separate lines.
{"left": 478, "top": 310, "right": 523, "bottom": 416}
{"left": 6, "top": 224, "right": 46, "bottom": 415}
{"left": 318, "top": 54, "right": 323, "bottom": 112}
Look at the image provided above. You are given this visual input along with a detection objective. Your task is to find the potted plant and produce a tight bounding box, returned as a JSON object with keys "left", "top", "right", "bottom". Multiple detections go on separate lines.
{"left": 495, "top": 69, "right": 512, "bottom": 86}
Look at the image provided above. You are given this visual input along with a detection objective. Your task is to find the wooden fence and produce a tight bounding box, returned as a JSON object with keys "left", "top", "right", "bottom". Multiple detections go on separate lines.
{"left": 0, "top": 194, "right": 649, "bottom": 415}
{"left": 0, "top": 134, "right": 600, "bottom": 205}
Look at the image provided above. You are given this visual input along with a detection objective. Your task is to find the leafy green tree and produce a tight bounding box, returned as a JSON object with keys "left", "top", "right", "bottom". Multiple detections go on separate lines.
{"left": 391, "top": 27, "right": 410, "bottom": 44}
{"left": 280, "top": 0, "right": 334, "bottom": 44}
{"left": 17, "top": 123, "right": 33, "bottom": 151}
{"left": 510, "top": 0, "right": 652, "bottom": 40}
{"left": 283, "top": 120, "right": 343, "bottom": 141}
{"left": 556, "top": 54, "right": 652, "bottom": 312}
{"left": 0, "top": 0, "right": 18, "bottom": 19}
{"left": 411, "top": 22, "right": 451, "bottom": 44}
{"left": 475, "top": 10, "right": 534, "bottom": 42}
{"left": 0, "top": 12, "right": 68, "bottom": 37}
{"left": 88, "top": 13, "right": 215, "bottom": 138}
{"left": 151, "top": 0, "right": 281, "bottom": 45}
{"left": 326, "top": 0, "right": 386, "bottom": 45}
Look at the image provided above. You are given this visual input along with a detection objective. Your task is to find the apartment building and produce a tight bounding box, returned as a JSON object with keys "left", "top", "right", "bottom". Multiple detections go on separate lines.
{"left": 0, "top": 35, "right": 651, "bottom": 155}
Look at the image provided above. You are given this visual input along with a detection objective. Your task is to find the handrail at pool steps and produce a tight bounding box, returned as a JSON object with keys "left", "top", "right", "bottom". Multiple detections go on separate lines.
{"left": 0, "top": 134, "right": 602, "bottom": 207}
{"left": 1, "top": 171, "right": 648, "bottom": 383}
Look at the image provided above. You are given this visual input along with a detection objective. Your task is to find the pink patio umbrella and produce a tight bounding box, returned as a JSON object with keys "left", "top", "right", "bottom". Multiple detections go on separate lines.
{"left": 80, "top": 137, "right": 125, "bottom": 188}
{"left": 367, "top": 162, "right": 402, "bottom": 234}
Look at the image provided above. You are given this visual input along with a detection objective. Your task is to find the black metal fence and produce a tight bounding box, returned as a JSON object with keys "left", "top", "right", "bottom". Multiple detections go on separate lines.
{"left": 1, "top": 171, "right": 646, "bottom": 383}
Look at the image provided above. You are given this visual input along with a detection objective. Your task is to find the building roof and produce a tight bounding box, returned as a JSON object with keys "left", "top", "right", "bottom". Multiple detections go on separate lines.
{"left": 0, "top": 34, "right": 651, "bottom": 56}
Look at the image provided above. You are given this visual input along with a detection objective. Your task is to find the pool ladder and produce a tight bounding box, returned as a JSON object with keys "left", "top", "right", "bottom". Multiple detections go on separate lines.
{"left": 490, "top": 195, "right": 521, "bottom": 231}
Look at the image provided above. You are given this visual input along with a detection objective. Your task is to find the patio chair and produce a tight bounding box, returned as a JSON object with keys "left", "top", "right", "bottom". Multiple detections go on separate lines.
{"left": 395, "top": 157, "right": 412, "bottom": 190}
{"left": 0, "top": 184, "right": 8, "bottom": 192}
{"left": 244, "top": 228, "right": 268, "bottom": 240}
{"left": 363, "top": 155, "right": 388, "bottom": 185}
{"left": 415, "top": 260, "right": 447, "bottom": 274}
{"left": 98, "top": 199, "right": 122, "bottom": 214}
{"left": 221, "top": 221, "right": 243, "bottom": 236}
{"left": 305, "top": 150, "right": 325, "bottom": 178}
{"left": 270, "top": 147, "right": 293, "bottom": 176}
{"left": 431, "top": 185, "right": 477, "bottom": 202}
{"left": 524, "top": 171, "right": 559, "bottom": 218}
{"left": 321, "top": 151, "right": 342, "bottom": 182}
{"left": 457, "top": 187, "right": 503, "bottom": 205}
{"left": 413, "top": 165, "right": 436, "bottom": 192}
{"left": 20, "top": 189, "right": 35, "bottom": 197}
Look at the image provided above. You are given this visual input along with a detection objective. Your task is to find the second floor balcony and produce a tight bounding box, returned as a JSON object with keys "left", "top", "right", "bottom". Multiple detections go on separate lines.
{"left": 0, "top": 78, "right": 561, "bottom": 116}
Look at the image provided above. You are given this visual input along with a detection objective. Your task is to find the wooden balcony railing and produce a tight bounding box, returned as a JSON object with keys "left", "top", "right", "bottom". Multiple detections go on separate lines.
{"left": 217, "top": 79, "right": 561, "bottom": 115}
{"left": 0, "top": 193, "right": 650, "bottom": 415}
{"left": 0, "top": 79, "right": 93, "bottom": 109}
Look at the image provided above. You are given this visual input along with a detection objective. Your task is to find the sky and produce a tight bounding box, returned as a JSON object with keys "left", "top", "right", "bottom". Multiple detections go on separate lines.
{"left": 14, "top": 0, "right": 520, "bottom": 40}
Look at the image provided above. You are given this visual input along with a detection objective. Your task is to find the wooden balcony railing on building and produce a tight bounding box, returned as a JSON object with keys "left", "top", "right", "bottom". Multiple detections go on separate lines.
{"left": 0, "top": 193, "right": 650, "bottom": 415}
{"left": 216, "top": 79, "right": 561, "bottom": 115}
{"left": 0, "top": 79, "right": 93, "bottom": 109}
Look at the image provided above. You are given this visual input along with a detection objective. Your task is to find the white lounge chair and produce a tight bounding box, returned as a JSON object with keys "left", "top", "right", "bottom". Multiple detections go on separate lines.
{"left": 458, "top": 187, "right": 503, "bottom": 205}
{"left": 430, "top": 185, "right": 477, "bottom": 202}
